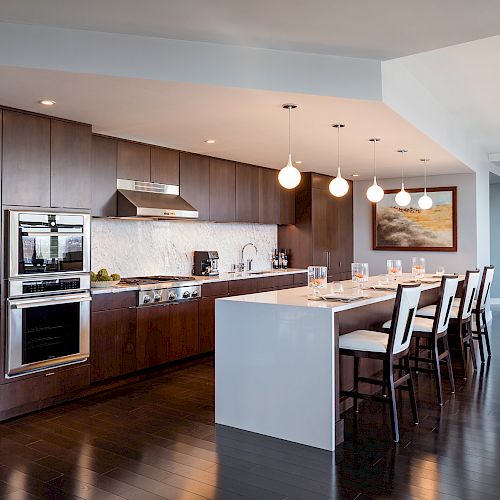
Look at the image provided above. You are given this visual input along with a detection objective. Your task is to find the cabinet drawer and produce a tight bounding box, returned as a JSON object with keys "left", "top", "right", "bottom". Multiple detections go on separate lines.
{"left": 275, "top": 274, "right": 294, "bottom": 289}
{"left": 228, "top": 279, "right": 258, "bottom": 296}
{"left": 40, "top": 364, "right": 90, "bottom": 402}
{"left": 293, "top": 273, "right": 308, "bottom": 287}
{"left": 92, "top": 291, "right": 137, "bottom": 312}
{"left": 202, "top": 281, "right": 229, "bottom": 298}
{"left": 258, "top": 276, "right": 277, "bottom": 291}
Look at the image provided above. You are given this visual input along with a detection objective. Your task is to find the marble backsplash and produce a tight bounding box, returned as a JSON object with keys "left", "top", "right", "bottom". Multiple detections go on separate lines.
{"left": 91, "top": 218, "right": 277, "bottom": 277}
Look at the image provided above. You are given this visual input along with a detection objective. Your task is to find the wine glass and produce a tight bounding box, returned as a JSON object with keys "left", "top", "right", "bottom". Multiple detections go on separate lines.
{"left": 352, "top": 263, "right": 369, "bottom": 293}
{"left": 308, "top": 266, "right": 327, "bottom": 296}
{"left": 412, "top": 257, "right": 426, "bottom": 278}
{"left": 435, "top": 266, "right": 445, "bottom": 276}
{"left": 387, "top": 259, "right": 402, "bottom": 280}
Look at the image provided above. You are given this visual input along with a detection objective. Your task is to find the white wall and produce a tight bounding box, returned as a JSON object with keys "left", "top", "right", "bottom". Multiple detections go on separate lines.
{"left": 353, "top": 173, "right": 477, "bottom": 276}
{"left": 490, "top": 183, "right": 500, "bottom": 299}
{"left": 91, "top": 219, "right": 277, "bottom": 278}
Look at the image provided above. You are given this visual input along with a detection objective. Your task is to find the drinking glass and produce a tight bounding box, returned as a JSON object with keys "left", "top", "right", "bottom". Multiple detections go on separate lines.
{"left": 308, "top": 266, "right": 327, "bottom": 296}
{"left": 352, "top": 263, "right": 369, "bottom": 288}
{"left": 387, "top": 259, "right": 403, "bottom": 279}
{"left": 330, "top": 282, "right": 344, "bottom": 294}
{"left": 412, "top": 257, "right": 426, "bottom": 278}
{"left": 435, "top": 266, "right": 445, "bottom": 276}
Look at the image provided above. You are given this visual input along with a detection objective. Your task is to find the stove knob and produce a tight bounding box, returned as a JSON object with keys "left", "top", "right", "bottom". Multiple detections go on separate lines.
{"left": 143, "top": 295, "right": 152, "bottom": 304}
{"left": 183, "top": 290, "right": 190, "bottom": 298}
{"left": 191, "top": 290, "right": 199, "bottom": 298}
{"left": 168, "top": 292, "right": 176, "bottom": 301}
{"left": 153, "top": 293, "right": 162, "bottom": 302}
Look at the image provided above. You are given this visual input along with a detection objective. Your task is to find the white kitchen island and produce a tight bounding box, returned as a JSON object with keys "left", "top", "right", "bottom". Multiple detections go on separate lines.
{"left": 215, "top": 275, "right": 448, "bottom": 451}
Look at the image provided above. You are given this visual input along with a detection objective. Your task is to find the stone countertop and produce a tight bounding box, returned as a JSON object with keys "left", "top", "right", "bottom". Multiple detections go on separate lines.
{"left": 91, "top": 268, "right": 308, "bottom": 295}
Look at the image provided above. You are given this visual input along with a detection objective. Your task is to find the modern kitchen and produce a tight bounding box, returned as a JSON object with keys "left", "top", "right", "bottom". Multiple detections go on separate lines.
{"left": 0, "top": 2, "right": 500, "bottom": 499}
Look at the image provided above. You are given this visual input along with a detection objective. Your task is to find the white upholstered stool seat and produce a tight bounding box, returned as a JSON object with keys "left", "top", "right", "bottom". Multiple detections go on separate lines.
{"left": 417, "top": 304, "right": 459, "bottom": 319}
{"left": 339, "top": 330, "right": 389, "bottom": 353}
{"left": 383, "top": 316, "right": 434, "bottom": 333}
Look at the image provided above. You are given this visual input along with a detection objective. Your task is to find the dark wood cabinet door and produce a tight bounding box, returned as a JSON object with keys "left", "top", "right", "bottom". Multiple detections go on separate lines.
{"left": 151, "top": 147, "right": 179, "bottom": 185}
{"left": 228, "top": 279, "right": 259, "bottom": 296}
{"left": 259, "top": 167, "right": 280, "bottom": 224}
{"left": 91, "top": 135, "right": 117, "bottom": 217}
{"left": 41, "top": 364, "right": 91, "bottom": 402}
{"left": 2, "top": 110, "right": 51, "bottom": 207}
{"left": 136, "top": 304, "right": 170, "bottom": 369}
{"left": 210, "top": 158, "right": 236, "bottom": 222}
{"left": 50, "top": 119, "right": 92, "bottom": 209}
{"left": 199, "top": 297, "right": 216, "bottom": 353}
{"left": 337, "top": 182, "right": 353, "bottom": 273}
{"left": 91, "top": 307, "right": 137, "bottom": 382}
{"left": 179, "top": 152, "right": 210, "bottom": 220}
{"left": 235, "top": 162, "right": 259, "bottom": 222}
{"left": 279, "top": 187, "right": 295, "bottom": 225}
{"left": 168, "top": 300, "right": 199, "bottom": 361}
{"left": 117, "top": 140, "right": 150, "bottom": 181}
{"left": 311, "top": 187, "right": 329, "bottom": 267}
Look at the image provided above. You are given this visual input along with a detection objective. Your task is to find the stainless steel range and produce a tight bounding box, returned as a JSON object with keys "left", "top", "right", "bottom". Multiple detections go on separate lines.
{"left": 120, "top": 276, "right": 202, "bottom": 306}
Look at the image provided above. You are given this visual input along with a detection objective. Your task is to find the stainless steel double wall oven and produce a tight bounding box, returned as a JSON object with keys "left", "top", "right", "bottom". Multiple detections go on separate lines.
{"left": 6, "top": 210, "right": 91, "bottom": 377}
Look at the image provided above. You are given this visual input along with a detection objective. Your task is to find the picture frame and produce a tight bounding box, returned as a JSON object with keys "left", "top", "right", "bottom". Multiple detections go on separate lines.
{"left": 372, "top": 186, "right": 457, "bottom": 252}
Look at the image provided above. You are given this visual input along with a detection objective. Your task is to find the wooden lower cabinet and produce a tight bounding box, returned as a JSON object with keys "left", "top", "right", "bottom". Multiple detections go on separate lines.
{"left": 91, "top": 307, "right": 137, "bottom": 382}
{"left": 199, "top": 297, "right": 216, "bottom": 354}
{"left": 136, "top": 304, "right": 170, "bottom": 370}
{"left": 168, "top": 300, "right": 199, "bottom": 361}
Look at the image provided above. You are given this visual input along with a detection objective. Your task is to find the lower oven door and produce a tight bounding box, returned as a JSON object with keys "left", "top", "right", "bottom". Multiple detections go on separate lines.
{"left": 7, "top": 292, "right": 91, "bottom": 377}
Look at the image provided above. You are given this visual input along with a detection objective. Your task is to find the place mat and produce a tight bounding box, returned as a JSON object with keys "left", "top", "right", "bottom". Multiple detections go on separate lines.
{"left": 308, "top": 294, "right": 370, "bottom": 302}
{"left": 367, "top": 284, "right": 398, "bottom": 291}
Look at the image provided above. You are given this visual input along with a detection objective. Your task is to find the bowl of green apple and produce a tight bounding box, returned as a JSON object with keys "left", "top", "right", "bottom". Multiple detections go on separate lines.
{"left": 90, "top": 268, "right": 121, "bottom": 288}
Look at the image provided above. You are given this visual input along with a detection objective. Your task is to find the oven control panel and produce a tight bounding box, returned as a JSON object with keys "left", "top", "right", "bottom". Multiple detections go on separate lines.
{"left": 9, "top": 274, "right": 91, "bottom": 297}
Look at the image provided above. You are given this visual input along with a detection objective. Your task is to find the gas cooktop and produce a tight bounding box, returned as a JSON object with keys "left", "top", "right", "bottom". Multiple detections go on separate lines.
{"left": 120, "top": 276, "right": 195, "bottom": 286}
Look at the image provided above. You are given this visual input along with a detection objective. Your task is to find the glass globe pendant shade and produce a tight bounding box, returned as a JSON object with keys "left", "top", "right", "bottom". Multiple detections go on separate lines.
{"left": 395, "top": 184, "right": 411, "bottom": 207}
{"left": 366, "top": 176, "right": 384, "bottom": 203}
{"left": 278, "top": 154, "right": 301, "bottom": 189}
{"left": 329, "top": 168, "right": 349, "bottom": 197}
{"left": 418, "top": 192, "right": 433, "bottom": 210}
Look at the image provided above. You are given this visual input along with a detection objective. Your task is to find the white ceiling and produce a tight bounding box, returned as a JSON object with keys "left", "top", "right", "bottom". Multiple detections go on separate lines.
{"left": 0, "top": 66, "right": 469, "bottom": 180}
{"left": 1, "top": 0, "right": 500, "bottom": 60}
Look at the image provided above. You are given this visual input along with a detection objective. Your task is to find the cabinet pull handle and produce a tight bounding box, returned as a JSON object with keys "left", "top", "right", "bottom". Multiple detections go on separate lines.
{"left": 45, "top": 372, "right": 55, "bottom": 377}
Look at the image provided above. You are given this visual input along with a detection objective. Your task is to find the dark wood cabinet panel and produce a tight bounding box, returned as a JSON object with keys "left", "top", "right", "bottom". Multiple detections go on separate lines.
{"left": 136, "top": 304, "right": 170, "bottom": 370}
{"left": 168, "top": 300, "right": 199, "bottom": 361}
{"left": 311, "top": 187, "right": 331, "bottom": 268}
{"left": 210, "top": 158, "right": 236, "bottom": 222}
{"left": 279, "top": 187, "right": 295, "bottom": 225}
{"left": 151, "top": 147, "right": 179, "bottom": 185}
{"left": 293, "top": 272, "right": 308, "bottom": 287}
{"left": 259, "top": 167, "right": 280, "bottom": 224}
{"left": 50, "top": 119, "right": 92, "bottom": 209}
{"left": 202, "top": 281, "right": 229, "bottom": 297}
{"left": 91, "top": 307, "right": 137, "bottom": 383}
{"left": 337, "top": 184, "right": 353, "bottom": 273}
{"left": 228, "top": 279, "right": 258, "bottom": 296}
{"left": 41, "top": 364, "right": 90, "bottom": 402}
{"left": 117, "top": 140, "right": 150, "bottom": 181}
{"left": 235, "top": 162, "right": 259, "bottom": 222}
{"left": 91, "top": 135, "right": 117, "bottom": 217}
{"left": 2, "top": 110, "right": 51, "bottom": 207}
{"left": 91, "top": 291, "right": 136, "bottom": 312}
{"left": 199, "top": 297, "right": 216, "bottom": 354}
{"left": 180, "top": 152, "right": 210, "bottom": 220}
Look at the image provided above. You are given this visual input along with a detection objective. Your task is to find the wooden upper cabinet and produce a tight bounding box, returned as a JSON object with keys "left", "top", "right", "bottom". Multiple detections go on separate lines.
{"left": 117, "top": 140, "right": 150, "bottom": 181}
{"left": 337, "top": 181, "right": 353, "bottom": 273}
{"left": 209, "top": 158, "right": 236, "bottom": 222}
{"left": 279, "top": 187, "right": 295, "bottom": 225}
{"left": 259, "top": 167, "right": 280, "bottom": 224}
{"left": 235, "top": 162, "right": 260, "bottom": 223}
{"left": 150, "top": 147, "right": 179, "bottom": 185}
{"left": 2, "top": 110, "right": 51, "bottom": 207}
{"left": 180, "top": 152, "right": 210, "bottom": 220}
{"left": 91, "top": 135, "right": 117, "bottom": 217}
{"left": 50, "top": 120, "right": 92, "bottom": 210}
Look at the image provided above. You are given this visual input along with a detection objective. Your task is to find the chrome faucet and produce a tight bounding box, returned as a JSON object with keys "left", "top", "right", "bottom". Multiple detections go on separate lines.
{"left": 241, "top": 242, "right": 258, "bottom": 272}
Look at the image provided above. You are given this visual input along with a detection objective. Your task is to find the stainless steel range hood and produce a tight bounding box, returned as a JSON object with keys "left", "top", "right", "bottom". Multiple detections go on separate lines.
{"left": 116, "top": 179, "right": 198, "bottom": 220}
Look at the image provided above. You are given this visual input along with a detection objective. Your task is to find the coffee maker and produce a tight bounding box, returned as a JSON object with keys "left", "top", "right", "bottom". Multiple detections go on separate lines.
{"left": 193, "top": 251, "right": 219, "bottom": 276}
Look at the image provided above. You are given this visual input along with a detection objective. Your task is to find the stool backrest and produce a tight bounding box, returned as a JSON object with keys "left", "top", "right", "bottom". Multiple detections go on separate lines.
{"left": 476, "top": 266, "right": 495, "bottom": 311}
{"left": 434, "top": 276, "right": 459, "bottom": 333}
{"left": 388, "top": 283, "right": 422, "bottom": 355}
{"left": 458, "top": 270, "right": 481, "bottom": 320}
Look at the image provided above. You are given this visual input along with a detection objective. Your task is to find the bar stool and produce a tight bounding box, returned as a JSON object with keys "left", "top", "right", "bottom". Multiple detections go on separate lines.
{"left": 392, "top": 275, "right": 458, "bottom": 406}
{"left": 418, "top": 270, "right": 480, "bottom": 378}
{"left": 471, "top": 266, "right": 495, "bottom": 362}
{"left": 339, "top": 283, "right": 421, "bottom": 443}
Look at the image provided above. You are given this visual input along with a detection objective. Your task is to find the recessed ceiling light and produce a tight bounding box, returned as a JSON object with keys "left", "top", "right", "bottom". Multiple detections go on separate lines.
{"left": 352, "top": 174, "right": 359, "bottom": 177}
{"left": 205, "top": 139, "right": 216, "bottom": 144}
{"left": 38, "top": 99, "right": 56, "bottom": 106}
{"left": 295, "top": 160, "right": 302, "bottom": 164}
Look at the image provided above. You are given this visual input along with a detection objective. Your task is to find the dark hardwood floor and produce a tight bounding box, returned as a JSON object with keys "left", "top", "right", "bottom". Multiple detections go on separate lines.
{"left": 1, "top": 310, "right": 500, "bottom": 499}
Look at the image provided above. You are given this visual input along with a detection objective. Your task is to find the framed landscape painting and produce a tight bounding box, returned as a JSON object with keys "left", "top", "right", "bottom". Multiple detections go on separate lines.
{"left": 372, "top": 186, "right": 457, "bottom": 252}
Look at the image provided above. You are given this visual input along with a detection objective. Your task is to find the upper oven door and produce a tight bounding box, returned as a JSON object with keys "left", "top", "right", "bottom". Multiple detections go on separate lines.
{"left": 9, "top": 211, "right": 90, "bottom": 278}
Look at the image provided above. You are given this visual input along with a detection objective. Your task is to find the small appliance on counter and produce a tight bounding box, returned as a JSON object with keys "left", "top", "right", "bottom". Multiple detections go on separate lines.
{"left": 193, "top": 251, "right": 219, "bottom": 276}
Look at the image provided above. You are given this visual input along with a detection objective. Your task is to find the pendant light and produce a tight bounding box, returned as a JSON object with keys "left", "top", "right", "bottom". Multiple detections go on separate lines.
{"left": 329, "top": 124, "right": 349, "bottom": 197}
{"left": 395, "top": 149, "right": 411, "bottom": 207}
{"left": 278, "top": 103, "right": 301, "bottom": 189}
{"left": 366, "top": 138, "right": 384, "bottom": 203}
{"left": 418, "top": 158, "right": 433, "bottom": 210}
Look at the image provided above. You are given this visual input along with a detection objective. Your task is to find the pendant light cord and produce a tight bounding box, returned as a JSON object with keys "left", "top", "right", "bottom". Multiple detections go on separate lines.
{"left": 401, "top": 151, "right": 404, "bottom": 184}
{"left": 337, "top": 126, "right": 340, "bottom": 170}
{"left": 288, "top": 106, "right": 291, "bottom": 157}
